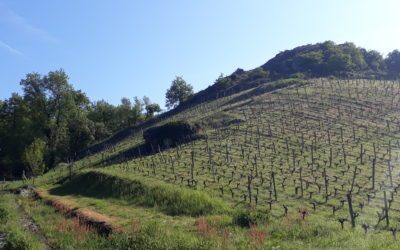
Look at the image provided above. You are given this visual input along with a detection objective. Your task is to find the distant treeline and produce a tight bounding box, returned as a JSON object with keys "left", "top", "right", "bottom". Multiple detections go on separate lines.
{"left": 0, "top": 70, "right": 161, "bottom": 179}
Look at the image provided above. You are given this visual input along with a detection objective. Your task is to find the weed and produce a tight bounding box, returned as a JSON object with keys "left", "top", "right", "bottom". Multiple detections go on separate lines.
{"left": 195, "top": 217, "right": 217, "bottom": 239}
{"left": 248, "top": 224, "right": 267, "bottom": 249}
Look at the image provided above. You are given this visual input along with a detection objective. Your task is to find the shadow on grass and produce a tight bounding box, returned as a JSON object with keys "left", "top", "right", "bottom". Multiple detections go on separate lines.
{"left": 96, "top": 135, "right": 203, "bottom": 168}
{"left": 49, "top": 171, "right": 229, "bottom": 217}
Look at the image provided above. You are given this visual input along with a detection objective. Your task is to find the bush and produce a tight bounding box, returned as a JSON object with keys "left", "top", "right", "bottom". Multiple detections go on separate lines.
{"left": 4, "top": 231, "right": 32, "bottom": 250}
{"left": 143, "top": 121, "right": 201, "bottom": 148}
{"left": 0, "top": 207, "right": 8, "bottom": 223}
{"left": 233, "top": 209, "right": 269, "bottom": 228}
{"left": 199, "top": 112, "right": 243, "bottom": 129}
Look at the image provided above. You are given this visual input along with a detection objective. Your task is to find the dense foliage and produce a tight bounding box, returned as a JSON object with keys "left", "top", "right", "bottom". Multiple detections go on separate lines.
{"left": 22, "top": 138, "right": 46, "bottom": 177}
{"left": 0, "top": 70, "right": 161, "bottom": 179}
{"left": 165, "top": 76, "right": 194, "bottom": 109}
{"left": 143, "top": 121, "right": 201, "bottom": 149}
{"left": 262, "top": 41, "right": 399, "bottom": 79}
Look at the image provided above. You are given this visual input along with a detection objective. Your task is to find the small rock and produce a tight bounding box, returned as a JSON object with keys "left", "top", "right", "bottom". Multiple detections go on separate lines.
{"left": 18, "top": 187, "right": 34, "bottom": 197}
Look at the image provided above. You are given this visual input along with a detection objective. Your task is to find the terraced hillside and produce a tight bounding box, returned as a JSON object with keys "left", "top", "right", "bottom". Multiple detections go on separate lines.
{"left": 3, "top": 78, "right": 400, "bottom": 249}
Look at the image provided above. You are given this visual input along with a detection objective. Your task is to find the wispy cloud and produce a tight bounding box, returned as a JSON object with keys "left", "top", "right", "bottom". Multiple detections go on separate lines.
{"left": 0, "top": 3, "right": 58, "bottom": 43}
{"left": 0, "top": 40, "right": 23, "bottom": 56}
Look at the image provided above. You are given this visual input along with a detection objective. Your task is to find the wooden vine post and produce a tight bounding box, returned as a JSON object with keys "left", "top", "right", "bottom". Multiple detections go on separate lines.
{"left": 347, "top": 193, "right": 356, "bottom": 228}
{"left": 384, "top": 191, "right": 390, "bottom": 227}
{"left": 272, "top": 171, "right": 277, "bottom": 201}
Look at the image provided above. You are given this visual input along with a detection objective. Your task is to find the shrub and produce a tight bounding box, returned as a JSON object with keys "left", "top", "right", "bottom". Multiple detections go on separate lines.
{"left": 0, "top": 207, "right": 8, "bottom": 223}
{"left": 194, "top": 217, "right": 217, "bottom": 239}
{"left": 199, "top": 112, "right": 243, "bottom": 129}
{"left": 248, "top": 225, "right": 267, "bottom": 249}
{"left": 4, "top": 231, "right": 32, "bottom": 250}
{"left": 233, "top": 209, "right": 269, "bottom": 228}
{"left": 143, "top": 121, "right": 201, "bottom": 148}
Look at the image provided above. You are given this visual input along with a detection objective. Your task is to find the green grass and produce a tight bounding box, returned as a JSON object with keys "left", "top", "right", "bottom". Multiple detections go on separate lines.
{"left": 0, "top": 193, "right": 45, "bottom": 250}
{"left": 19, "top": 194, "right": 220, "bottom": 250}
{"left": 48, "top": 170, "right": 231, "bottom": 216}
{"left": 26, "top": 167, "right": 400, "bottom": 249}
{"left": 26, "top": 188, "right": 400, "bottom": 249}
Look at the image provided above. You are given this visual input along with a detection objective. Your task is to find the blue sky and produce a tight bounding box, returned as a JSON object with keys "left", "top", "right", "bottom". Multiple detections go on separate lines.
{"left": 1, "top": 0, "right": 399, "bottom": 107}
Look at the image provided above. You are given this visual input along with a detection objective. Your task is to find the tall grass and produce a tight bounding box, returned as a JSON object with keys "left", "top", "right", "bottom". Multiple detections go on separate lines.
{"left": 21, "top": 196, "right": 218, "bottom": 250}
{"left": 50, "top": 171, "right": 231, "bottom": 216}
{"left": 0, "top": 194, "right": 44, "bottom": 250}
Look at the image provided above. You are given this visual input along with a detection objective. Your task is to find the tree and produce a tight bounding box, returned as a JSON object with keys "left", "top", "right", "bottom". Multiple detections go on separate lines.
{"left": 327, "top": 51, "right": 352, "bottom": 73}
{"left": 145, "top": 103, "right": 162, "bottom": 118}
{"left": 385, "top": 50, "right": 400, "bottom": 79}
{"left": 363, "top": 50, "right": 385, "bottom": 72}
{"left": 68, "top": 113, "right": 94, "bottom": 155}
{"left": 141, "top": 96, "right": 161, "bottom": 118}
{"left": 43, "top": 70, "right": 76, "bottom": 165}
{"left": 0, "top": 93, "right": 32, "bottom": 178}
{"left": 341, "top": 42, "right": 367, "bottom": 70}
{"left": 20, "top": 73, "right": 48, "bottom": 135}
{"left": 23, "top": 138, "right": 46, "bottom": 177}
{"left": 298, "top": 51, "right": 323, "bottom": 73}
{"left": 165, "top": 76, "right": 194, "bottom": 109}
{"left": 2, "top": 69, "right": 159, "bottom": 179}
{"left": 117, "top": 97, "right": 133, "bottom": 126}
{"left": 132, "top": 96, "right": 144, "bottom": 124}
{"left": 143, "top": 96, "right": 151, "bottom": 107}
{"left": 214, "top": 73, "right": 232, "bottom": 89}
{"left": 88, "top": 100, "right": 118, "bottom": 138}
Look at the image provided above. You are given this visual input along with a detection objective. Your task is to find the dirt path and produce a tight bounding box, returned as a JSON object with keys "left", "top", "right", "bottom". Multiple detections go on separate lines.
{"left": 16, "top": 189, "right": 54, "bottom": 250}
{"left": 20, "top": 211, "right": 53, "bottom": 250}
{"left": 0, "top": 189, "right": 53, "bottom": 249}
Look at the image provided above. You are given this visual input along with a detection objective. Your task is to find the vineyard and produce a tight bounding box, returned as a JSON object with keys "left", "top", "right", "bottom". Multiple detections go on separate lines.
{"left": 3, "top": 78, "right": 400, "bottom": 249}
{"left": 101, "top": 78, "right": 400, "bottom": 228}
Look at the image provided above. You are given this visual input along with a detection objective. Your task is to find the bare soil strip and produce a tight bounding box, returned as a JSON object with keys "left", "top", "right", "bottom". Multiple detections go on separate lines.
{"left": 34, "top": 189, "right": 115, "bottom": 235}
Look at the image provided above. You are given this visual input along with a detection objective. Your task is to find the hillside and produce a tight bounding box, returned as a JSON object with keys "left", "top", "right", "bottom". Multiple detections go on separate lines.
{"left": 2, "top": 75, "right": 400, "bottom": 249}
{"left": 79, "top": 41, "right": 400, "bottom": 157}
{"left": 187, "top": 41, "right": 399, "bottom": 106}
{"left": 2, "top": 42, "right": 400, "bottom": 249}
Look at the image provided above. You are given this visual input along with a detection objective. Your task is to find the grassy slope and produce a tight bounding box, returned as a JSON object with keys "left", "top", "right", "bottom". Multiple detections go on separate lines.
{"left": 3, "top": 78, "right": 400, "bottom": 249}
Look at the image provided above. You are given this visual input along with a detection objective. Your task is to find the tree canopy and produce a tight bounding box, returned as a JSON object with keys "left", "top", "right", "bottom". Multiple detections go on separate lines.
{"left": 165, "top": 76, "right": 194, "bottom": 109}
{"left": 0, "top": 70, "right": 161, "bottom": 179}
{"left": 385, "top": 50, "right": 400, "bottom": 79}
{"left": 23, "top": 138, "right": 46, "bottom": 177}
{"left": 145, "top": 103, "right": 162, "bottom": 118}
{"left": 262, "top": 41, "right": 393, "bottom": 79}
